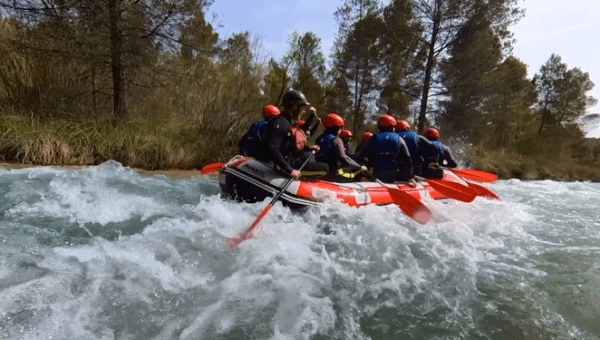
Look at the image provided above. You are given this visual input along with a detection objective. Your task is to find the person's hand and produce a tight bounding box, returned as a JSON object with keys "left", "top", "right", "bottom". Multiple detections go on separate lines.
{"left": 360, "top": 166, "right": 368, "bottom": 172}
{"left": 409, "top": 178, "right": 418, "bottom": 188}
{"left": 290, "top": 169, "right": 301, "bottom": 179}
{"left": 309, "top": 106, "right": 317, "bottom": 116}
{"left": 309, "top": 145, "right": 320, "bottom": 151}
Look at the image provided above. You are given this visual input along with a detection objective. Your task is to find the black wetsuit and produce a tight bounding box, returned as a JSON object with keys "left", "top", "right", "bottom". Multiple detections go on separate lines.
{"left": 255, "top": 110, "right": 328, "bottom": 177}
{"left": 316, "top": 132, "right": 362, "bottom": 182}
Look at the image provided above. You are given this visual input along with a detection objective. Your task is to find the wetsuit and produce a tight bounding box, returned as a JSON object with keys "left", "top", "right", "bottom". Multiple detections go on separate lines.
{"left": 421, "top": 139, "right": 458, "bottom": 179}
{"left": 353, "top": 130, "right": 413, "bottom": 183}
{"left": 433, "top": 141, "right": 458, "bottom": 168}
{"left": 353, "top": 138, "right": 374, "bottom": 169}
{"left": 255, "top": 110, "right": 328, "bottom": 177}
{"left": 316, "top": 131, "right": 363, "bottom": 182}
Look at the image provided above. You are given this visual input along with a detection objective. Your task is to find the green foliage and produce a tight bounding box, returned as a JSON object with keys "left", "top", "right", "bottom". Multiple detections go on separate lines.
{"left": 281, "top": 31, "right": 328, "bottom": 106}
{"left": 323, "top": 74, "right": 353, "bottom": 117}
{"left": 283, "top": 30, "right": 327, "bottom": 85}
{"left": 379, "top": 0, "right": 423, "bottom": 117}
{"left": 338, "top": 13, "right": 388, "bottom": 133}
{"left": 534, "top": 54, "right": 597, "bottom": 135}
{"left": 264, "top": 59, "right": 289, "bottom": 106}
{"left": 408, "top": 0, "right": 524, "bottom": 132}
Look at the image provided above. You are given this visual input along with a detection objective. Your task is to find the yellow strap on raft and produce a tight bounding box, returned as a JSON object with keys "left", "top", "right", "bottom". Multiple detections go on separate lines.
{"left": 337, "top": 168, "right": 362, "bottom": 179}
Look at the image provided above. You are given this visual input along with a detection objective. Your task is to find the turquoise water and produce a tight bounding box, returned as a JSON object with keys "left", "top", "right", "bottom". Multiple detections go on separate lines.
{"left": 0, "top": 161, "right": 599, "bottom": 339}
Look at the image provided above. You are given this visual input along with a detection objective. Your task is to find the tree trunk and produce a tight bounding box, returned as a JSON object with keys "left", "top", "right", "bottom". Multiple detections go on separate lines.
{"left": 538, "top": 110, "right": 547, "bottom": 135}
{"left": 108, "top": 0, "right": 126, "bottom": 119}
{"left": 353, "top": 54, "right": 360, "bottom": 134}
{"left": 417, "top": 1, "right": 441, "bottom": 134}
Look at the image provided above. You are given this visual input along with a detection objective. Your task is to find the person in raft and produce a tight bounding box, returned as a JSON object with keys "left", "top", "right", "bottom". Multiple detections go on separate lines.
{"left": 353, "top": 114, "right": 413, "bottom": 183}
{"left": 420, "top": 127, "right": 458, "bottom": 179}
{"left": 292, "top": 108, "right": 321, "bottom": 159}
{"left": 395, "top": 119, "right": 438, "bottom": 177}
{"left": 315, "top": 113, "right": 367, "bottom": 182}
{"left": 255, "top": 90, "right": 328, "bottom": 179}
{"left": 354, "top": 131, "right": 373, "bottom": 155}
{"left": 238, "top": 104, "right": 280, "bottom": 157}
{"left": 339, "top": 128, "right": 354, "bottom": 158}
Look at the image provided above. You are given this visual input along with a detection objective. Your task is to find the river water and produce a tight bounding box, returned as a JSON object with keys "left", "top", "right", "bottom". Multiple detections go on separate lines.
{"left": 0, "top": 161, "right": 598, "bottom": 340}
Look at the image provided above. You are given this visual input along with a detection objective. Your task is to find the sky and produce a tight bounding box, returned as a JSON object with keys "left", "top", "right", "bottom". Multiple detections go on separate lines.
{"left": 207, "top": 0, "right": 600, "bottom": 115}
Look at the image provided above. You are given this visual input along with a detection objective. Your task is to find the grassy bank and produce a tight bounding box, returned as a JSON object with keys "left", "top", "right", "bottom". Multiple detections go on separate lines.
{"left": 467, "top": 143, "right": 600, "bottom": 182}
{"left": 0, "top": 113, "right": 238, "bottom": 170}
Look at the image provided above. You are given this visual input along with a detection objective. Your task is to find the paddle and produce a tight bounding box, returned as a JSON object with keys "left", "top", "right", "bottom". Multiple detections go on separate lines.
{"left": 225, "top": 151, "right": 316, "bottom": 249}
{"left": 416, "top": 175, "right": 477, "bottom": 203}
{"left": 449, "top": 168, "right": 497, "bottom": 183}
{"left": 200, "top": 162, "right": 225, "bottom": 175}
{"left": 363, "top": 173, "right": 433, "bottom": 225}
{"left": 465, "top": 180, "right": 500, "bottom": 200}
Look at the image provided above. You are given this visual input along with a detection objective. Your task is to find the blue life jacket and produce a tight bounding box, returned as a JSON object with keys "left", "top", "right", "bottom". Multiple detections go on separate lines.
{"left": 373, "top": 131, "right": 400, "bottom": 182}
{"left": 239, "top": 120, "right": 268, "bottom": 157}
{"left": 397, "top": 130, "right": 418, "bottom": 156}
{"left": 315, "top": 132, "right": 336, "bottom": 164}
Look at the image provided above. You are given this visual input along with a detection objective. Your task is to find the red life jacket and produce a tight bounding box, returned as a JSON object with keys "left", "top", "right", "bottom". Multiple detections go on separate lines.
{"left": 289, "top": 125, "right": 307, "bottom": 152}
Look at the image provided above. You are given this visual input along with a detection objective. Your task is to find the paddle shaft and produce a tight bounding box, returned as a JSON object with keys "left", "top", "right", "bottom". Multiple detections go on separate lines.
{"left": 227, "top": 151, "right": 316, "bottom": 248}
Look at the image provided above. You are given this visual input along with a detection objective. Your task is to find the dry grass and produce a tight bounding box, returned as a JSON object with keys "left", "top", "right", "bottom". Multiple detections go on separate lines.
{"left": 0, "top": 113, "right": 216, "bottom": 170}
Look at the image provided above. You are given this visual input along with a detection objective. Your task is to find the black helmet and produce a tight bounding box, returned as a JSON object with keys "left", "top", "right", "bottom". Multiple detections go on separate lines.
{"left": 282, "top": 90, "right": 310, "bottom": 108}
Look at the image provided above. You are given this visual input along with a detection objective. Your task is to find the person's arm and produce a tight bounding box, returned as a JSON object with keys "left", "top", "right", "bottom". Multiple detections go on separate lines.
{"left": 304, "top": 109, "right": 321, "bottom": 139}
{"left": 264, "top": 120, "right": 293, "bottom": 173}
{"left": 397, "top": 137, "right": 413, "bottom": 180}
{"left": 441, "top": 145, "right": 458, "bottom": 168}
{"left": 332, "top": 138, "right": 362, "bottom": 170}
{"left": 353, "top": 137, "right": 374, "bottom": 165}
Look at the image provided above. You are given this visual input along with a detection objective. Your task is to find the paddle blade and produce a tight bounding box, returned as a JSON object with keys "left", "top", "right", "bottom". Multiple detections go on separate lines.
{"left": 225, "top": 203, "right": 272, "bottom": 249}
{"left": 450, "top": 168, "right": 497, "bottom": 183}
{"left": 467, "top": 181, "right": 500, "bottom": 200}
{"left": 201, "top": 162, "right": 226, "bottom": 175}
{"left": 424, "top": 178, "right": 477, "bottom": 203}
{"left": 388, "top": 188, "right": 433, "bottom": 225}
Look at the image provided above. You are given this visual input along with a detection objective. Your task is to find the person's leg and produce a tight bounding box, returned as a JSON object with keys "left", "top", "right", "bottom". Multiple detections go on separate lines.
{"left": 291, "top": 159, "right": 329, "bottom": 178}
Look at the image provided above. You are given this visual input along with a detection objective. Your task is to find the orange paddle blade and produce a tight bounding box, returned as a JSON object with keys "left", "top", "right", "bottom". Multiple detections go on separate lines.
{"left": 422, "top": 177, "right": 477, "bottom": 203}
{"left": 388, "top": 188, "right": 433, "bottom": 224}
{"left": 200, "top": 162, "right": 226, "bottom": 175}
{"left": 450, "top": 168, "right": 497, "bottom": 183}
{"left": 467, "top": 181, "right": 500, "bottom": 200}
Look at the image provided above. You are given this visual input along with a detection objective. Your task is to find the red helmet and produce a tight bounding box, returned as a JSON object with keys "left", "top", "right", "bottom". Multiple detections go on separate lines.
{"left": 378, "top": 114, "right": 396, "bottom": 128}
{"left": 362, "top": 131, "right": 373, "bottom": 141}
{"left": 322, "top": 113, "right": 345, "bottom": 128}
{"left": 396, "top": 120, "right": 410, "bottom": 131}
{"left": 339, "top": 128, "right": 352, "bottom": 138}
{"left": 423, "top": 127, "right": 440, "bottom": 139}
{"left": 262, "top": 104, "right": 280, "bottom": 118}
{"left": 294, "top": 120, "right": 305, "bottom": 128}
